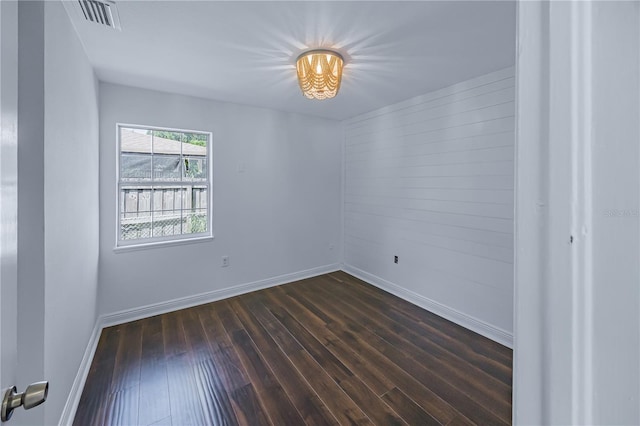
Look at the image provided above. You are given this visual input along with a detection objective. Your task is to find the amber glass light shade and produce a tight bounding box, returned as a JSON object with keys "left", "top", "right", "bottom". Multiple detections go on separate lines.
{"left": 296, "top": 50, "right": 344, "bottom": 100}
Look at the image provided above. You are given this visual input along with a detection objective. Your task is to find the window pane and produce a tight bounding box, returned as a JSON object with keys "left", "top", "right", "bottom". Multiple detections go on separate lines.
{"left": 120, "top": 154, "right": 152, "bottom": 181}
{"left": 152, "top": 130, "right": 182, "bottom": 155}
{"left": 182, "top": 132, "right": 208, "bottom": 182}
{"left": 121, "top": 128, "right": 152, "bottom": 154}
{"left": 182, "top": 185, "right": 208, "bottom": 234}
{"left": 181, "top": 132, "right": 208, "bottom": 150}
{"left": 120, "top": 128, "right": 152, "bottom": 182}
{"left": 120, "top": 187, "right": 152, "bottom": 240}
{"left": 183, "top": 156, "right": 207, "bottom": 181}
{"left": 153, "top": 155, "right": 181, "bottom": 181}
{"left": 118, "top": 125, "right": 211, "bottom": 246}
{"left": 152, "top": 187, "right": 182, "bottom": 237}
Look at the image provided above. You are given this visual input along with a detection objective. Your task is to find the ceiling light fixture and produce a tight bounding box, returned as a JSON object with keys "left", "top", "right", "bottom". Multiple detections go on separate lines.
{"left": 296, "top": 49, "right": 344, "bottom": 100}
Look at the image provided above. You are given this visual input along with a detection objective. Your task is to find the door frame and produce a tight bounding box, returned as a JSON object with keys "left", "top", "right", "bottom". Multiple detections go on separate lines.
{"left": 0, "top": 0, "right": 19, "bottom": 392}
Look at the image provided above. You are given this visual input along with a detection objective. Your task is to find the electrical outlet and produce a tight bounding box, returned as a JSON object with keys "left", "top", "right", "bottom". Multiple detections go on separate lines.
{"left": 222, "top": 255, "right": 229, "bottom": 267}
{"left": 394, "top": 255, "right": 399, "bottom": 264}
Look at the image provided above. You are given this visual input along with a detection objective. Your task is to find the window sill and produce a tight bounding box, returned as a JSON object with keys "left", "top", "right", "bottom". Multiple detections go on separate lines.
{"left": 113, "top": 235, "right": 213, "bottom": 253}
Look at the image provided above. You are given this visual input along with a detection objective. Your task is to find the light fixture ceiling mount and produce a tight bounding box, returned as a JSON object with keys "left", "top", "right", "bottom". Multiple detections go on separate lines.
{"left": 296, "top": 49, "right": 344, "bottom": 100}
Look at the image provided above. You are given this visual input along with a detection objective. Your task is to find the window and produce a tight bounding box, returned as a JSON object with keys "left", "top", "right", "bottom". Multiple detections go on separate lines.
{"left": 117, "top": 125, "right": 212, "bottom": 248}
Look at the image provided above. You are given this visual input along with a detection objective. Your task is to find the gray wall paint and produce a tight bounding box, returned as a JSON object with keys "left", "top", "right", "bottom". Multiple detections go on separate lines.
{"left": 16, "top": 2, "right": 45, "bottom": 424}
{"left": 590, "top": 2, "right": 639, "bottom": 422}
{"left": 343, "top": 68, "right": 515, "bottom": 338}
{"left": 514, "top": 2, "right": 640, "bottom": 424}
{"left": 43, "top": 1, "right": 100, "bottom": 424}
{"left": 10, "top": 2, "right": 99, "bottom": 424}
{"left": 98, "top": 84, "right": 342, "bottom": 316}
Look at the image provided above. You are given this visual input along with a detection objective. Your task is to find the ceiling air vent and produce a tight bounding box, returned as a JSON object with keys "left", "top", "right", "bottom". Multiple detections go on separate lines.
{"left": 77, "top": 0, "right": 121, "bottom": 30}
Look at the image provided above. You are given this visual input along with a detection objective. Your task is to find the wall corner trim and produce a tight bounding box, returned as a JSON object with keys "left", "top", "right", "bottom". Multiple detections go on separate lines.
{"left": 342, "top": 264, "right": 513, "bottom": 348}
{"left": 58, "top": 263, "right": 340, "bottom": 425}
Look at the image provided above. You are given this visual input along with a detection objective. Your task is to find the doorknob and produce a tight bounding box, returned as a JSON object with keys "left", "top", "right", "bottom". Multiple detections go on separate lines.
{"left": 1, "top": 381, "right": 48, "bottom": 422}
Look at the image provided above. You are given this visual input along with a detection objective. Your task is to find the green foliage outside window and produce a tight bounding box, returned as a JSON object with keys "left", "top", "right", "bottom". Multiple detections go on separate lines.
{"left": 189, "top": 214, "right": 207, "bottom": 233}
{"left": 149, "top": 130, "right": 207, "bottom": 147}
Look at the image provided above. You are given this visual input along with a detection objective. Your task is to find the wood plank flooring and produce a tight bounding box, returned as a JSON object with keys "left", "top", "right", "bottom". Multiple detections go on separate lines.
{"left": 74, "top": 272, "right": 512, "bottom": 425}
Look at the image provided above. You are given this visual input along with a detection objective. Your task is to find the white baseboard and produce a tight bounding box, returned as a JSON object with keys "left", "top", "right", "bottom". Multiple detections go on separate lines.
{"left": 100, "top": 263, "right": 340, "bottom": 327}
{"left": 57, "top": 263, "right": 340, "bottom": 425}
{"left": 342, "top": 264, "right": 513, "bottom": 348}
{"left": 58, "top": 319, "right": 104, "bottom": 426}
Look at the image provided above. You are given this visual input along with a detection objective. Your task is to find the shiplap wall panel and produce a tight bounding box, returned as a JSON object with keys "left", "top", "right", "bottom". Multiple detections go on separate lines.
{"left": 343, "top": 67, "right": 515, "bottom": 341}
{"left": 344, "top": 211, "right": 513, "bottom": 248}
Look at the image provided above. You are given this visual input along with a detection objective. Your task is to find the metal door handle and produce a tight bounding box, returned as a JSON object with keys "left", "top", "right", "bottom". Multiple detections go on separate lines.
{"left": 1, "top": 381, "right": 48, "bottom": 422}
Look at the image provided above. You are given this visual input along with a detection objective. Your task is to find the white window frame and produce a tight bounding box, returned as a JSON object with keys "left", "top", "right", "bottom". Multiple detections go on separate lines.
{"left": 115, "top": 123, "right": 213, "bottom": 252}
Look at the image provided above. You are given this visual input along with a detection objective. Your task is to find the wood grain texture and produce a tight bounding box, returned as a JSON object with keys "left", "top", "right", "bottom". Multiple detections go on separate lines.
{"left": 74, "top": 272, "right": 512, "bottom": 425}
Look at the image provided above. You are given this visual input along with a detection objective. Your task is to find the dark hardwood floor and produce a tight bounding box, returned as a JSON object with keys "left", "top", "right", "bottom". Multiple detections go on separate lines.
{"left": 74, "top": 272, "right": 512, "bottom": 425}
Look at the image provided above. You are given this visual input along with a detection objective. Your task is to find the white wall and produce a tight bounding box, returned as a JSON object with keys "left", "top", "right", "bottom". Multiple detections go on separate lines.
{"left": 8, "top": 2, "right": 100, "bottom": 425}
{"left": 343, "top": 68, "right": 515, "bottom": 345}
{"left": 98, "top": 84, "right": 342, "bottom": 316}
{"left": 514, "top": 1, "right": 640, "bottom": 424}
{"left": 589, "top": 2, "right": 639, "bottom": 423}
{"left": 43, "top": 2, "right": 100, "bottom": 424}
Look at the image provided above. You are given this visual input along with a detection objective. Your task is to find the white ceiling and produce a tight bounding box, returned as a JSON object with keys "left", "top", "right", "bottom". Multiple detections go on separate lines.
{"left": 65, "top": 1, "right": 516, "bottom": 121}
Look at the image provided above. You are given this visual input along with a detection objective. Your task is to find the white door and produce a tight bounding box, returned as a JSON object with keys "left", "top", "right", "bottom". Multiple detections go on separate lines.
{"left": 0, "top": 0, "right": 20, "bottom": 408}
